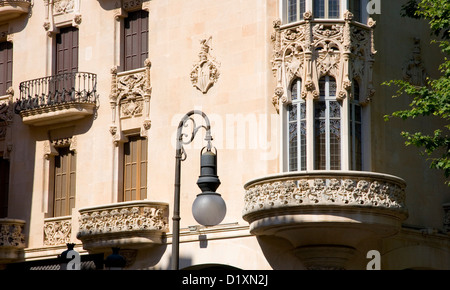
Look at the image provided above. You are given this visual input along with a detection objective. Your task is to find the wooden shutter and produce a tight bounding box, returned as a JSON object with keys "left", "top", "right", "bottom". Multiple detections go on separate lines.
{"left": 123, "top": 136, "right": 147, "bottom": 201}
{"left": 123, "top": 10, "right": 149, "bottom": 71}
{"left": 53, "top": 147, "right": 76, "bottom": 217}
{"left": 0, "top": 42, "right": 12, "bottom": 96}
{"left": 54, "top": 27, "right": 79, "bottom": 75}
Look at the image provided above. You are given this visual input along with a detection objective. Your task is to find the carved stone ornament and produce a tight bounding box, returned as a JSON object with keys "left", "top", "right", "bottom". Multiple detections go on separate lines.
{"left": 190, "top": 37, "right": 221, "bottom": 94}
{"left": 270, "top": 11, "right": 376, "bottom": 112}
{"left": 43, "top": 218, "right": 72, "bottom": 246}
{"left": 110, "top": 60, "right": 152, "bottom": 141}
{"left": 403, "top": 37, "right": 428, "bottom": 86}
{"left": 44, "top": 0, "right": 82, "bottom": 32}
{"left": 0, "top": 88, "right": 14, "bottom": 158}
{"left": 78, "top": 205, "right": 169, "bottom": 237}
{"left": 243, "top": 174, "right": 407, "bottom": 217}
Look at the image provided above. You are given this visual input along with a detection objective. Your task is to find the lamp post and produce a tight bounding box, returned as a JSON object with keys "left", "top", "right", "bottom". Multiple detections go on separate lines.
{"left": 171, "top": 110, "right": 226, "bottom": 270}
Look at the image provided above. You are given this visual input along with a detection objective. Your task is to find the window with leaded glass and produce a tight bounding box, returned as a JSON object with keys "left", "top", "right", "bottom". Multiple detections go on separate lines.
{"left": 313, "top": 0, "right": 340, "bottom": 19}
{"left": 350, "top": 79, "right": 362, "bottom": 170}
{"left": 314, "top": 76, "right": 341, "bottom": 170}
{"left": 287, "top": 78, "right": 307, "bottom": 171}
{"left": 285, "top": 0, "right": 306, "bottom": 23}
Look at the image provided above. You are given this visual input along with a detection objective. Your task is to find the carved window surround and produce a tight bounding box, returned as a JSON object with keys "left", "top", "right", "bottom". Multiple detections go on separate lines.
{"left": 109, "top": 59, "right": 152, "bottom": 144}
{"left": 43, "top": 0, "right": 81, "bottom": 33}
{"left": 271, "top": 11, "right": 376, "bottom": 110}
{"left": 0, "top": 0, "right": 31, "bottom": 24}
{"left": 0, "top": 88, "right": 14, "bottom": 159}
{"left": 272, "top": 11, "right": 376, "bottom": 171}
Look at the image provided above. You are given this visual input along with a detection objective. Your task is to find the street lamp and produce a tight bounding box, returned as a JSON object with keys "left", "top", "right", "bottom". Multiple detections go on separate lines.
{"left": 172, "top": 110, "right": 226, "bottom": 270}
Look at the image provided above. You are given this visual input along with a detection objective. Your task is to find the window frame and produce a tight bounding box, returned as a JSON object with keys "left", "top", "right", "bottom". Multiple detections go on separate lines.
{"left": 350, "top": 79, "right": 363, "bottom": 171}
{"left": 50, "top": 147, "right": 76, "bottom": 218}
{"left": 284, "top": 0, "right": 306, "bottom": 24}
{"left": 122, "top": 135, "right": 148, "bottom": 202}
{"left": 122, "top": 9, "right": 149, "bottom": 72}
{"left": 0, "top": 41, "right": 13, "bottom": 96}
{"left": 313, "top": 0, "right": 340, "bottom": 19}
{"left": 287, "top": 78, "right": 307, "bottom": 172}
{"left": 314, "top": 75, "right": 342, "bottom": 170}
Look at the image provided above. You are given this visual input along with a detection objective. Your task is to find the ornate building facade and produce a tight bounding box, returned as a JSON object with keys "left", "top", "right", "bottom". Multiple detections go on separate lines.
{"left": 0, "top": 0, "right": 449, "bottom": 270}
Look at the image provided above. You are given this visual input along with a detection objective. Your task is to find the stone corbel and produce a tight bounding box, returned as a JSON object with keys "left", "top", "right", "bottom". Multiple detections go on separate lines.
{"left": 43, "top": 140, "right": 58, "bottom": 160}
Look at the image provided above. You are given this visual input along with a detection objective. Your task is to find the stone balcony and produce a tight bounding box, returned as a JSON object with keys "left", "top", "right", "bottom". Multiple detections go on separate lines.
{"left": 77, "top": 201, "right": 169, "bottom": 253}
{"left": 243, "top": 171, "right": 408, "bottom": 269}
{"left": 0, "top": 218, "right": 26, "bottom": 263}
{"left": 15, "top": 72, "right": 98, "bottom": 126}
{"left": 0, "top": 0, "right": 31, "bottom": 23}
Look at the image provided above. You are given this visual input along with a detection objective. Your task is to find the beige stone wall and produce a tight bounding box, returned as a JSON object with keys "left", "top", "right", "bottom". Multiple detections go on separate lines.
{"left": 2, "top": 0, "right": 449, "bottom": 269}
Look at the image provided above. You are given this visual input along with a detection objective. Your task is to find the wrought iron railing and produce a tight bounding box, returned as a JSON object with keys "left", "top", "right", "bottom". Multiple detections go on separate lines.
{"left": 16, "top": 72, "right": 97, "bottom": 113}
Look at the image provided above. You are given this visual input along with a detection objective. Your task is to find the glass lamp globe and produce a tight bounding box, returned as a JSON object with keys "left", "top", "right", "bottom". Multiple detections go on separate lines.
{"left": 192, "top": 192, "right": 226, "bottom": 226}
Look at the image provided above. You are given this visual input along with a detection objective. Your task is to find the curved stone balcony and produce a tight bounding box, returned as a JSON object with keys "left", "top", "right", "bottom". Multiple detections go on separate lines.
{"left": 0, "top": 218, "right": 26, "bottom": 264}
{"left": 0, "top": 1, "right": 31, "bottom": 23}
{"left": 77, "top": 201, "right": 169, "bottom": 253}
{"left": 243, "top": 171, "right": 408, "bottom": 269}
{"left": 16, "top": 72, "right": 98, "bottom": 126}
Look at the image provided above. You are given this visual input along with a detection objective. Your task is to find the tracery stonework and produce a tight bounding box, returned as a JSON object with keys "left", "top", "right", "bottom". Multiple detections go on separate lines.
{"left": 190, "top": 37, "right": 221, "bottom": 94}
{"left": 270, "top": 11, "right": 376, "bottom": 112}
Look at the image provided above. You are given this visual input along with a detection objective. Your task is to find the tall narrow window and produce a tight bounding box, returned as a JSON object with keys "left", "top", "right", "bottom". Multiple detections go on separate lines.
{"left": 314, "top": 0, "right": 340, "bottom": 19}
{"left": 0, "top": 157, "right": 9, "bottom": 218}
{"left": 123, "top": 135, "right": 148, "bottom": 201}
{"left": 123, "top": 10, "right": 149, "bottom": 71}
{"left": 314, "top": 76, "right": 341, "bottom": 170}
{"left": 0, "top": 42, "right": 12, "bottom": 96}
{"left": 54, "top": 27, "right": 79, "bottom": 75}
{"left": 350, "top": 80, "right": 362, "bottom": 170}
{"left": 52, "top": 147, "right": 76, "bottom": 217}
{"left": 287, "top": 79, "right": 307, "bottom": 171}
{"left": 286, "top": 0, "right": 306, "bottom": 23}
{"left": 350, "top": 0, "right": 362, "bottom": 22}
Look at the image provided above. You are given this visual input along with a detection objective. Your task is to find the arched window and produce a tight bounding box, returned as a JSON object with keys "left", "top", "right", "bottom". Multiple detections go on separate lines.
{"left": 285, "top": 0, "right": 306, "bottom": 23}
{"left": 314, "top": 0, "right": 340, "bottom": 19}
{"left": 314, "top": 76, "right": 341, "bottom": 170}
{"left": 287, "top": 78, "right": 307, "bottom": 171}
{"left": 350, "top": 80, "right": 362, "bottom": 170}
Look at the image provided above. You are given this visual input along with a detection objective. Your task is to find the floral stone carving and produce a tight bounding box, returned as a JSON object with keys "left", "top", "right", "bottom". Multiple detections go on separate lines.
{"left": 77, "top": 201, "right": 169, "bottom": 251}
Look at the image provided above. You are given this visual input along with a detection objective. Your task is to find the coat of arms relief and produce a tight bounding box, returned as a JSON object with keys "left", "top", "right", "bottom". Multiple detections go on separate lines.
{"left": 190, "top": 37, "right": 221, "bottom": 94}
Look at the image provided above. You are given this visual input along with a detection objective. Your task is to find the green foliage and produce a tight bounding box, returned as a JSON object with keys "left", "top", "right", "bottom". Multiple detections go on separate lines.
{"left": 384, "top": 0, "right": 450, "bottom": 185}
